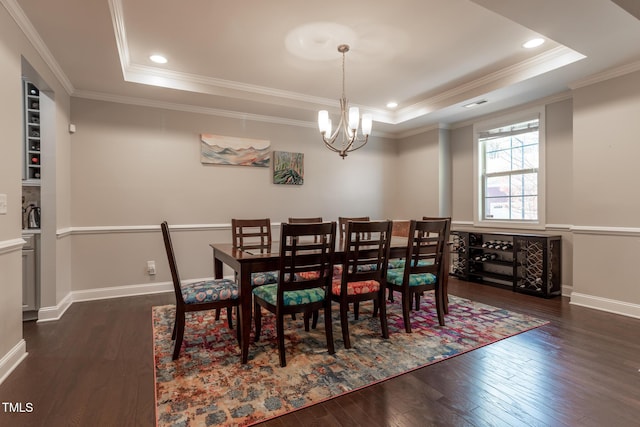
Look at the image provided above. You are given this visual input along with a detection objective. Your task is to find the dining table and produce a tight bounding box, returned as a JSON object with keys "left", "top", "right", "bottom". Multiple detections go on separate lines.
{"left": 211, "top": 236, "right": 449, "bottom": 364}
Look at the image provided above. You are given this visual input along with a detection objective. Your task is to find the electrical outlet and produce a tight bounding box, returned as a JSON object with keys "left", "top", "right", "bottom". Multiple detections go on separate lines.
{"left": 147, "top": 260, "right": 156, "bottom": 275}
{"left": 0, "top": 194, "right": 7, "bottom": 215}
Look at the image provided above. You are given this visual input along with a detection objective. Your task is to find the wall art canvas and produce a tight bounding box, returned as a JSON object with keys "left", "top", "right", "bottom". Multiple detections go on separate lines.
{"left": 200, "top": 134, "right": 270, "bottom": 167}
{"left": 273, "top": 151, "right": 304, "bottom": 185}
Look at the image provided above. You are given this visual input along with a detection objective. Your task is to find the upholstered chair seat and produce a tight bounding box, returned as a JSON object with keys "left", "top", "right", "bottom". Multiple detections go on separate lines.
{"left": 181, "top": 279, "right": 239, "bottom": 304}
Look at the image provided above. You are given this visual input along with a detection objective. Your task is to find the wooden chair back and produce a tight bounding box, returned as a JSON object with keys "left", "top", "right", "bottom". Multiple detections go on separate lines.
{"left": 403, "top": 219, "right": 450, "bottom": 282}
{"left": 232, "top": 218, "right": 272, "bottom": 252}
{"left": 339, "top": 216, "right": 370, "bottom": 240}
{"left": 278, "top": 222, "right": 336, "bottom": 295}
{"left": 341, "top": 220, "right": 393, "bottom": 287}
{"left": 161, "top": 221, "right": 186, "bottom": 308}
{"left": 288, "top": 216, "right": 323, "bottom": 224}
{"left": 391, "top": 220, "right": 410, "bottom": 237}
{"left": 289, "top": 217, "right": 323, "bottom": 242}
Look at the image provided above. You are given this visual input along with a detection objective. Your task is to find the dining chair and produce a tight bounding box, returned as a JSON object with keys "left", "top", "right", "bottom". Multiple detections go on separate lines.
{"left": 161, "top": 221, "right": 240, "bottom": 360}
{"left": 331, "top": 220, "right": 392, "bottom": 349}
{"left": 338, "top": 216, "right": 370, "bottom": 241}
{"left": 288, "top": 216, "right": 323, "bottom": 224}
{"left": 418, "top": 216, "right": 452, "bottom": 313}
{"left": 388, "top": 220, "right": 410, "bottom": 274}
{"left": 386, "top": 217, "right": 451, "bottom": 310}
{"left": 230, "top": 218, "right": 279, "bottom": 286}
{"left": 253, "top": 221, "right": 337, "bottom": 367}
{"left": 338, "top": 216, "right": 371, "bottom": 318}
{"left": 288, "top": 217, "right": 323, "bottom": 325}
{"left": 386, "top": 219, "right": 449, "bottom": 332}
{"left": 289, "top": 217, "right": 323, "bottom": 241}
{"left": 291, "top": 217, "right": 341, "bottom": 278}
{"left": 214, "top": 218, "right": 278, "bottom": 325}
{"left": 232, "top": 218, "right": 272, "bottom": 252}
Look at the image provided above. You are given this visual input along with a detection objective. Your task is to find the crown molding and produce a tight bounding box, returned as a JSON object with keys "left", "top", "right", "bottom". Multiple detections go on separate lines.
{"left": 108, "top": 0, "right": 129, "bottom": 78}
{"left": 569, "top": 59, "right": 640, "bottom": 90}
{"left": 449, "top": 90, "right": 572, "bottom": 130}
{"left": 395, "top": 46, "right": 585, "bottom": 124}
{"left": 2, "top": 0, "right": 74, "bottom": 95}
{"left": 393, "top": 123, "right": 451, "bottom": 140}
{"left": 72, "top": 89, "right": 396, "bottom": 138}
{"left": 74, "top": 89, "right": 315, "bottom": 128}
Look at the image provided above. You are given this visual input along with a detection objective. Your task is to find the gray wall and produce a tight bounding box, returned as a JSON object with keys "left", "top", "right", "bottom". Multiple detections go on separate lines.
{"left": 571, "top": 70, "right": 640, "bottom": 309}
{"left": 0, "top": 3, "right": 71, "bottom": 382}
{"left": 68, "top": 98, "right": 399, "bottom": 290}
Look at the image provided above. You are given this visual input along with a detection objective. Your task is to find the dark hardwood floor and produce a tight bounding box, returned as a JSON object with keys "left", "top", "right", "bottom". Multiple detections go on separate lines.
{"left": 1, "top": 278, "right": 639, "bottom": 426}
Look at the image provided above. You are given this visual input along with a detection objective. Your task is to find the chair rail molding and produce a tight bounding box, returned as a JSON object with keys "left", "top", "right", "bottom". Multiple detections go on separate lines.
{"left": 0, "top": 238, "right": 26, "bottom": 255}
{"left": 452, "top": 222, "right": 640, "bottom": 236}
{"left": 571, "top": 225, "right": 640, "bottom": 236}
{"left": 58, "top": 223, "right": 286, "bottom": 236}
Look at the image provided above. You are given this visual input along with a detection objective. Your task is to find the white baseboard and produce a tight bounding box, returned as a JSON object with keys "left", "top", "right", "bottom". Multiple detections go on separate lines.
{"left": 0, "top": 339, "right": 27, "bottom": 386}
{"left": 36, "top": 278, "right": 225, "bottom": 322}
{"left": 570, "top": 292, "right": 640, "bottom": 319}
{"left": 70, "top": 281, "right": 174, "bottom": 303}
{"left": 37, "top": 292, "right": 73, "bottom": 323}
{"left": 561, "top": 284, "right": 573, "bottom": 297}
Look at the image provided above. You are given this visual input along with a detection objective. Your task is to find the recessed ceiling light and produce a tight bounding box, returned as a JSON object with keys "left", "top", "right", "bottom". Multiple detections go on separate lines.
{"left": 386, "top": 101, "right": 398, "bottom": 109}
{"left": 523, "top": 38, "right": 545, "bottom": 49}
{"left": 150, "top": 54, "right": 168, "bottom": 64}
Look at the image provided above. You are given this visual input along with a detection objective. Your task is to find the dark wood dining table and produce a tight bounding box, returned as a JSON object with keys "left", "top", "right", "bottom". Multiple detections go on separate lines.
{"left": 211, "top": 236, "right": 449, "bottom": 364}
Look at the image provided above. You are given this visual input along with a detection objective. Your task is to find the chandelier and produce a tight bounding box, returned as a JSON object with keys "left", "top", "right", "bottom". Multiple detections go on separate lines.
{"left": 318, "top": 44, "right": 372, "bottom": 159}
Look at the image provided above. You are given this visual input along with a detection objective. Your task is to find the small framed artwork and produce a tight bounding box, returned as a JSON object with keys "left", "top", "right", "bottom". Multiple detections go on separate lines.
{"left": 200, "top": 134, "right": 270, "bottom": 167}
{"left": 273, "top": 151, "right": 304, "bottom": 185}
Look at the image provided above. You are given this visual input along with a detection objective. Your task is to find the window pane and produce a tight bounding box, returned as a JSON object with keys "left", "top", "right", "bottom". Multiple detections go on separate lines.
{"left": 523, "top": 196, "right": 538, "bottom": 220}
{"left": 485, "top": 175, "right": 509, "bottom": 198}
{"left": 511, "top": 146, "right": 524, "bottom": 170}
{"left": 509, "top": 196, "right": 523, "bottom": 219}
{"left": 485, "top": 197, "right": 510, "bottom": 219}
{"left": 523, "top": 144, "right": 539, "bottom": 169}
{"left": 485, "top": 137, "right": 512, "bottom": 153}
{"left": 509, "top": 173, "right": 538, "bottom": 196}
{"left": 485, "top": 148, "right": 512, "bottom": 174}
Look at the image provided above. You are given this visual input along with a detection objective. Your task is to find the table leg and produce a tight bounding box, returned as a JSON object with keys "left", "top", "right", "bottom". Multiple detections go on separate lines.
{"left": 214, "top": 256, "right": 223, "bottom": 279}
{"left": 239, "top": 265, "right": 252, "bottom": 364}
{"left": 443, "top": 248, "right": 450, "bottom": 314}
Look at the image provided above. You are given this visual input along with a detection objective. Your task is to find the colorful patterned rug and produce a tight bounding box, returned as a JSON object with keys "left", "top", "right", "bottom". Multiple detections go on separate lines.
{"left": 153, "top": 292, "right": 547, "bottom": 426}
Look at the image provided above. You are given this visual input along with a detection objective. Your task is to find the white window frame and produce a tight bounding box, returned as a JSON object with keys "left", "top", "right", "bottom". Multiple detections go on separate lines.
{"left": 473, "top": 106, "right": 546, "bottom": 229}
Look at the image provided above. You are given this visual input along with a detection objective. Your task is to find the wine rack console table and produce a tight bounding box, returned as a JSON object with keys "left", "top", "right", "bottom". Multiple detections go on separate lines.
{"left": 450, "top": 230, "right": 561, "bottom": 298}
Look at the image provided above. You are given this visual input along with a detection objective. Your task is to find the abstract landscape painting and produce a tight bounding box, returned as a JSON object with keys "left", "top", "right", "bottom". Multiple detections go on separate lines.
{"left": 200, "top": 134, "right": 270, "bottom": 167}
{"left": 273, "top": 151, "right": 304, "bottom": 185}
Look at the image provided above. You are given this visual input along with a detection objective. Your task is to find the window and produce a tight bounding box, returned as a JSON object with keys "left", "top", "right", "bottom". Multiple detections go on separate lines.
{"left": 473, "top": 107, "right": 545, "bottom": 228}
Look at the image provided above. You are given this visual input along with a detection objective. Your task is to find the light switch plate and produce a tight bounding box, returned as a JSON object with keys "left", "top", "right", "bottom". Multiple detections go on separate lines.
{"left": 0, "top": 194, "right": 7, "bottom": 215}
